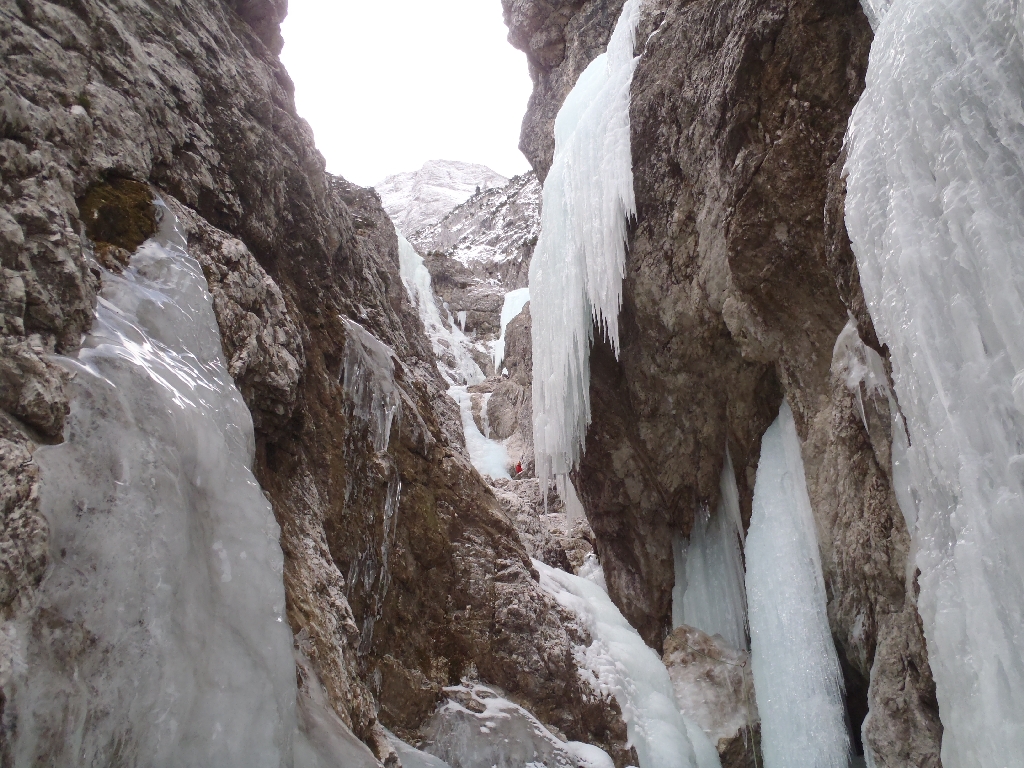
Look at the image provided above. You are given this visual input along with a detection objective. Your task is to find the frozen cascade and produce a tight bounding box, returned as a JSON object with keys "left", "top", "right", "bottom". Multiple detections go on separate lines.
{"left": 844, "top": 1, "right": 1024, "bottom": 762}
{"left": 672, "top": 452, "right": 748, "bottom": 651}
{"left": 398, "top": 233, "right": 484, "bottom": 386}
{"left": 7, "top": 202, "right": 349, "bottom": 766}
{"left": 535, "top": 560, "right": 722, "bottom": 768}
{"left": 745, "top": 402, "right": 852, "bottom": 768}
{"left": 529, "top": 0, "right": 641, "bottom": 486}
{"left": 448, "top": 385, "right": 511, "bottom": 479}
{"left": 492, "top": 286, "right": 531, "bottom": 371}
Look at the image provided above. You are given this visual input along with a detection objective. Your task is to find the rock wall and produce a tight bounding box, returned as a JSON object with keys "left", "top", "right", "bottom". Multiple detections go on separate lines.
{"left": 505, "top": 0, "right": 943, "bottom": 763}
{"left": 0, "top": 0, "right": 626, "bottom": 761}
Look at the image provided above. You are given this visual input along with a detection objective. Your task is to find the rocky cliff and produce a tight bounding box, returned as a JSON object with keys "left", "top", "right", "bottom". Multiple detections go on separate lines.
{"left": 504, "top": 0, "right": 942, "bottom": 764}
{"left": 0, "top": 0, "right": 626, "bottom": 763}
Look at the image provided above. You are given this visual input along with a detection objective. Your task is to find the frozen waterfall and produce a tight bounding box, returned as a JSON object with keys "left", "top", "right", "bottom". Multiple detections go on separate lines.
{"left": 845, "top": 0, "right": 1024, "bottom": 763}
{"left": 492, "top": 286, "right": 530, "bottom": 371}
{"left": 672, "top": 452, "right": 748, "bottom": 651}
{"left": 745, "top": 402, "right": 852, "bottom": 768}
{"left": 398, "top": 233, "right": 484, "bottom": 386}
{"left": 7, "top": 201, "right": 360, "bottom": 767}
{"left": 536, "top": 560, "right": 722, "bottom": 768}
{"left": 529, "top": 0, "right": 641, "bottom": 485}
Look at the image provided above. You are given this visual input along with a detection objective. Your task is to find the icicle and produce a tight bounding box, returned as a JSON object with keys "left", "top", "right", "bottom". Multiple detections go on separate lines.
{"left": 397, "top": 234, "right": 484, "bottom": 385}
{"left": 530, "top": 0, "right": 642, "bottom": 486}
{"left": 491, "top": 287, "right": 530, "bottom": 370}
{"left": 535, "top": 560, "right": 721, "bottom": 768}
{"left": 745, "top": 401, "right": 852, "bottom": 768}
{"left": 674, "top": 453, "right": 748, "bottom": 651}
{"left": 10, "top": 201, "right": 301, "bottom": 767}
{"left": 555, "top": 474, "right": 586, "bottom": 525}
{"left": 845, "top": 1, "right": 1024, "bottom": 762}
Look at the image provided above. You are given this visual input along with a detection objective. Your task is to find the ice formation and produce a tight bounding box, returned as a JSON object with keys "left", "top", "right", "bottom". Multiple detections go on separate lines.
{"left": 7, "top": 202, "right": 330, "bottom": 766}
{"left": 341, "top": 317, "right": 402, "bottom": 453}
{"left": 448, "top": 385, "right": 511, "bottom": 479}
{"left": 398, "top": 233, "right": 484, "bottom": 385}
{"left": 844, "top": 1, "right": 1024, "bottom": 762}
{"left": 530, "top": 0, "right": 641, "bottom": 485}
{"left": 745, "top": 402, "right": 852, "bottom": 768}
{"left": 535, "top": 560, "right": 721, "bottom": 768}
{"left": 492, "top": 286, "right": 531, "bottom": 370}
{"left": 672, "top": 452, "right": 748, "bottom": 651}
{"left": 420, "top": 682, "right": 613, "bottom": 768}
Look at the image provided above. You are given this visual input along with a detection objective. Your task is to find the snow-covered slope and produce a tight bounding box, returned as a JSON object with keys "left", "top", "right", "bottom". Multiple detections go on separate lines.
{"left": 375, "top": 160, "right": 508, "bottom": 236}
{"left": 411, "top": 172, "right": 541, "bottom": 267}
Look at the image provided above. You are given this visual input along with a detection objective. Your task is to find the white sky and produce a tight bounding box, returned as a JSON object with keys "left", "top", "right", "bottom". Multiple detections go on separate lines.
{"left": 280, "top": 0, "right": 534, "bottom": 187}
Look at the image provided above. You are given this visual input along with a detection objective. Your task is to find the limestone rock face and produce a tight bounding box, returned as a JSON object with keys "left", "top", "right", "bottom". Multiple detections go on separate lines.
{"left": 507, "top": 0, "right": 942, "bottom": 762}
{"left": 663, "top": 625, "right": 760, "bottom": 768}
{"left": 0, "top": 0, "right": 626, "bottom": 759}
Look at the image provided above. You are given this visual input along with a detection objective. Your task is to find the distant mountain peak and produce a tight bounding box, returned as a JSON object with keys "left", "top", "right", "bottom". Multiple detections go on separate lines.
{"left": 375, "top": 160, "right": 509, "bottom": 236}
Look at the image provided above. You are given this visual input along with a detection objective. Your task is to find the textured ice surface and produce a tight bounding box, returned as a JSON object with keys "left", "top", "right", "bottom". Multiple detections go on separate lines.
{"left": 341, "top": 317, "right": 401, "bottom": 453}
{"left": 530, "top": 0, "right": 641, "bottom": 485}
{"left": 398, "top": 233, "right": 484, "bottom": 385}
{"left": 745, "top": 402, "right": 852, "bottom": 768}
{"left": 845, "top": 1, "right": 1024, "bottom": 762}
{"left": 421, "top": 682, "right": 613, "bottom": 768}
{"left": 535, "top": 560, "right": 720, "bottom": 768}
{"left": 673, "top": 452, "right": 748, "bottom": 651}
{"left": 449, "top": 385, "right": 511, "bottom": 479}
{"left": 9, "top": 203, "right": 301, "bottom": 767}
{"left": 492, "top": 286, "right": 531, "bottom": 370}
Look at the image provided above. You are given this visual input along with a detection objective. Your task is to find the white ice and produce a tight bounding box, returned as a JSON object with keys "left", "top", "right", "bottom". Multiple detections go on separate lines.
{"left": 448, "top": 385, "right": 511, "bottom": 479}
{"left": 8, "top": 201, "right": 321, "bottom": 767}
{"left": 535, "top": 560, "right": 721, "bottom": 768}
{"left": 845, "top": 1, "right": 1024, "bottom": 763}
{"left": 398, "top": 233, "right": 484, "bottom": 386}
{"left": 420, "top": 681, "right": 613, "bottom": 768}
{"left": 492, "top": 286, "right": 530, "bottom": 371}
{"left": 745, "top": 402, "right": 852, "bottom": 768}
{"left": 530, "top": 0, "right": 641, "bottom": 485}
{"left": 673, "top": 452, "right": 748, "bottom": 651}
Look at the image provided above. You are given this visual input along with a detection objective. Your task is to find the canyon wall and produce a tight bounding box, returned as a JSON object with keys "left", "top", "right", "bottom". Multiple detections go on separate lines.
{"left": 0, "top": 0, "right": 625, "bottom": 761}
{"left": 503, "top": 0, "right": 942, "bottom": 763}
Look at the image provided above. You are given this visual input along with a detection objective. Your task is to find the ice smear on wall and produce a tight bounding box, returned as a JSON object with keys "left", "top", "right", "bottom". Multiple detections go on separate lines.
{"left": 7, "top": 202, "right": 338, "bottom": 766}
{"left": 530, "top": 0, "right": 641, "bottom": 486}
{"left": 398, "top": 233, "right": 484, "bottom": 385}
{"left": 844, "top": 1, "right": 1024, "bottom": 762}
{"left": 449, "top": 385, "right": 511, "bottom": 479}
{"left": 341, "top": 317, "right": 402, "bottom": 453}
{"left": 745, "top": 402, "right": 852, "bottom": 768}
{"left": 420, "top": 682, "right": 613, "bottom": 768}
{"left": 673, "top": 452, "right": 748, "bottom": 651}
{"left": 535, "top": 560, "right": 721, "bottom": 768}
{"left": 492, "top": 286, "right": 530, "bottom": 370}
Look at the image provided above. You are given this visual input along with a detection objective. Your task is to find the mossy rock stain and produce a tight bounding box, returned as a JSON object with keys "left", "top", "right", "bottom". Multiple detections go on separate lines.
{"left": 78, "top": 178, "right": 156, "bottom": 256}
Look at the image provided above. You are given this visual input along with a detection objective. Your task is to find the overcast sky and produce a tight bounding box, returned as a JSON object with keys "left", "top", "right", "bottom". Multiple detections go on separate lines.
{"left": 280, "top": 0, "right": 534, "bottom": 187}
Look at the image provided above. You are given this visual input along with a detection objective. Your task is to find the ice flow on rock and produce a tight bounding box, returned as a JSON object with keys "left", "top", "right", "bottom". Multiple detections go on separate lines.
{"left": 845, "top": 0, "right": 1024, "bottom": 762}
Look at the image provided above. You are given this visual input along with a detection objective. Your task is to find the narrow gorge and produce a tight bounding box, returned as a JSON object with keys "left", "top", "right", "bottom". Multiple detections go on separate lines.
{"left": 1, "top": 0, "right": 1022, "bottom": 767}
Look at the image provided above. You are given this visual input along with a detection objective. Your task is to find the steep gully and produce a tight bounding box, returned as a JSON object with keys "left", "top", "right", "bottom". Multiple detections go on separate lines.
{"left": 0, "top": 0, "right": 1019, "bottom": 766}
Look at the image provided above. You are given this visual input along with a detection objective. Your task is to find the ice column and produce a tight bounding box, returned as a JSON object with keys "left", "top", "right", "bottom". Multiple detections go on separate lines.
{"left": 530, "top": 0, "right": 642, "bottom": 485}
{"left": 9, "top": 203, "right": 301, "bottom": 767}
{"left": 398, "top": 233, "right": 484, "bottom": 385}
{"left": 845, "top": 1, "right": 1024, "bottom": 763}
{"left": 745, "top": 402, "right": 852, "bottom": 768}
{"left": 673, "top": 452, "right": 748, "bottom": 651}
{"left": 492, "top": 286, "right": 531, "bottom": 371}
